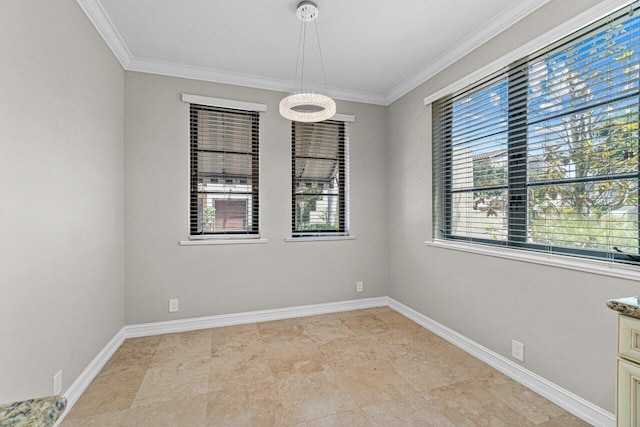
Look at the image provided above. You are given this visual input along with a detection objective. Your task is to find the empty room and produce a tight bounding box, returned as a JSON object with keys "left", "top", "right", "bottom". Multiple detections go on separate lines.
{"left": 2, "top": 0, "right": 640, "bottom": 426}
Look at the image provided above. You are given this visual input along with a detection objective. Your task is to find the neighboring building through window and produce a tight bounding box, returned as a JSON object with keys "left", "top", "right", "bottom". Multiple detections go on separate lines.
{"left": 292, "top": 120, "right": 348, "bottom": 236}
{"left": 432, "top": 1, "right": 640, "bottom": 264}
{"left": 189, "top": 104, "right": 259, "bottom": 236}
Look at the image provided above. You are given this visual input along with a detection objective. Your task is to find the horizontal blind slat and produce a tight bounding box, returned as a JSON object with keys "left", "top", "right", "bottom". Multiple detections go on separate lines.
{"left": 190, "top": 104, "right": 260, "bottom": 236}
{"left": 432, "top": 1, "right": 640, "bottom": 265}
{"left": 292, "top": 120, "right": 348, "bottom": 235}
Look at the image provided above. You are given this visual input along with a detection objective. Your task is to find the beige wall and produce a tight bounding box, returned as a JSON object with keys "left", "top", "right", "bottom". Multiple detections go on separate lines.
{"left": 2, "top": 0, "right": 631, "bottom": 414}
{"left": 386, "top": 0, "right": 633, "bottom": 412}
{"left": 0, "top": 0, "right": 125, "bottom": 402}
{"left": 123, "top": 72, "right": 389, "bottom": 324}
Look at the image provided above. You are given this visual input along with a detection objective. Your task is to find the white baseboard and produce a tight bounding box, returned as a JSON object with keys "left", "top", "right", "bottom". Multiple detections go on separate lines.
{"left": 52, "top": 296, "right": 387, "bottom": 424}
{"left": 387, "top": 297, "right": 615, "bottom": 427}
{"left": 123, "top": 297, "right": 389, "bottom": 338}
{"left": 53, "top": 295, "right": 614, "bottom": 427}
{"left": 54, "top": 328, "right": 126, "bottom": 427}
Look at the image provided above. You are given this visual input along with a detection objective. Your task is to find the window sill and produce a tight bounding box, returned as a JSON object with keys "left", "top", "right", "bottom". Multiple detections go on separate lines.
{"left": 179, "top": 238, "right": 268, "bottom": 246}
{"left": 424, "top": 239, "right": 640, "bottom": 281}
{"left": 285, "top": 236, "right": 356, "bottom": 243}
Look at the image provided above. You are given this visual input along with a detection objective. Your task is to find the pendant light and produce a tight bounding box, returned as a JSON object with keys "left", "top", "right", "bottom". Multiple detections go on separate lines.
{"left": 279, "top": 1, "right": 336, "bottom": 123}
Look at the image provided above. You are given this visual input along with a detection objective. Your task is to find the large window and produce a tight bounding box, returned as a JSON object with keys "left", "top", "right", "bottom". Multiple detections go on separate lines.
{"left": 292, "top": 120, "right": 348, "bottom": 236}
{"left": 433, "top": 2, "right": 640, "bottom": 264}
{"left": 189, "top": 104, "right": 259, "bottom": 236}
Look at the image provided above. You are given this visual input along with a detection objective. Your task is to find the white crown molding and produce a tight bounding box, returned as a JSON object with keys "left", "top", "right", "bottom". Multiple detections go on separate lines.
{"left": 80, "top": 0, "right": 630, "bottom": 108}
{"left": 422, "top": 0, "right": 634, "bottom": 106}
{"left": 74, "top": 0, "right": 385, "bottom": 105}
{"left": 75, "top": 0, "right": 132, "bottom": 67}
{"left": 127, "top": 57, "right": 388, "bottom": 106}
{"left": 387, "top": 298, "right": 615, "bottom": 427}
{"left": 384, "top": 0, "right": 551, "bottom": 105}
{"left": 128, "top": 57, "right": 292, "bottom": 92}
{"left": 76, "top": 0, "right": 560, "bottom": 107}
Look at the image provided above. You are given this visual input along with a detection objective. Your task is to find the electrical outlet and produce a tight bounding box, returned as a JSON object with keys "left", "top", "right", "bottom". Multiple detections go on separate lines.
{"left": 512, "top": 340, "right": 524, "bottom": 362}
{"left": 53, "top": 370, "right": 62, "bottom": 395}
{"left": 169, "top": 299, "right": 179, "bottom": 313}
{"left": 356, "top": 281, "right": 363, "bottom": 292}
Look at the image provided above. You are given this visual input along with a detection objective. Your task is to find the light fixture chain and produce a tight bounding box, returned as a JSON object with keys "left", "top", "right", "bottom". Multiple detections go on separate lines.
{"left": 314, "top": 19, "right": 328, "bottom": 88}
{"left": 293, "top": 13, "right": 304, "bottom": 86}
{"left": 301, "top": 9, "right": 307, "bottom": 92}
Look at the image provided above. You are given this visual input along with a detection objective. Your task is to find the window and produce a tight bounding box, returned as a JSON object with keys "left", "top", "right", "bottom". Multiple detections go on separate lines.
{"left": 292, "top": 120, "right": 348, "bottom": 236}
{"left": 189, "top": 104, "right": 259, "bottom": 236}
{"left": 433, "top": 2, "right": 640, "bottom": 265}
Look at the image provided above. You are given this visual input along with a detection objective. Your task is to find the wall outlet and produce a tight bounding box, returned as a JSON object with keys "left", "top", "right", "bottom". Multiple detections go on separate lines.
{"left": 512, "top": 340, "right": 524, "bottom": 362}
{"left": 169, "top": 299, "right": 179, "bottom": 312}
{"left": 356, "top": 281, "right": 364, "bottom": 293}
{"left": 53, "top": 370, "right": 62, "bottom": 395}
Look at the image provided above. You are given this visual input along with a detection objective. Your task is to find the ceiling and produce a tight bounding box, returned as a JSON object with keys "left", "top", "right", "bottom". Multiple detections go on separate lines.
{"left": 78, "top": 0, "right": 551, "bottom": 105}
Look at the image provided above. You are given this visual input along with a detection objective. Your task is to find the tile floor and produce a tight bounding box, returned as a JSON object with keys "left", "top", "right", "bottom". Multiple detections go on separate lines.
{"left": 61, "top": 307, "right": 590, "bottom": 426}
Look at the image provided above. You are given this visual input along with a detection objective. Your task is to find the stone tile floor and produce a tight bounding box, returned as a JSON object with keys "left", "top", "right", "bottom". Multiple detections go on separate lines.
{"left": 61, "top": 307, "right": 590, "bottom": 426}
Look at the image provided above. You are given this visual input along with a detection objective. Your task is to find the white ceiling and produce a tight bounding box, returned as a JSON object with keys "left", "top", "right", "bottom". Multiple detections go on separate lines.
{"left": 79, "top": 0, "right": 551, "bottom": 105}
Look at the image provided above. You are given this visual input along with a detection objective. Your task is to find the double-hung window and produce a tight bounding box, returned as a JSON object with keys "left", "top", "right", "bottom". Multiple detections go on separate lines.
{"left": 189, "top": 104, "right": 260, "bottom": 236}
{"left": 432, "top": 2, "right": 640, "bottom": 265}
{"left": 291, "top": 120, "right": 349, "bottom": 236}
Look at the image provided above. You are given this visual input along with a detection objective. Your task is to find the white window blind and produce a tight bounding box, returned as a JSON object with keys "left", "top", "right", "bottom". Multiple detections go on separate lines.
{"left": 433, "top": 1, "right": 640, "bottom": 264}
{"left": 292, "top": 120, "right": 349, "bottom": 236}
{"left": 189, "top": 104, "right": 260, "bottom": 236}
